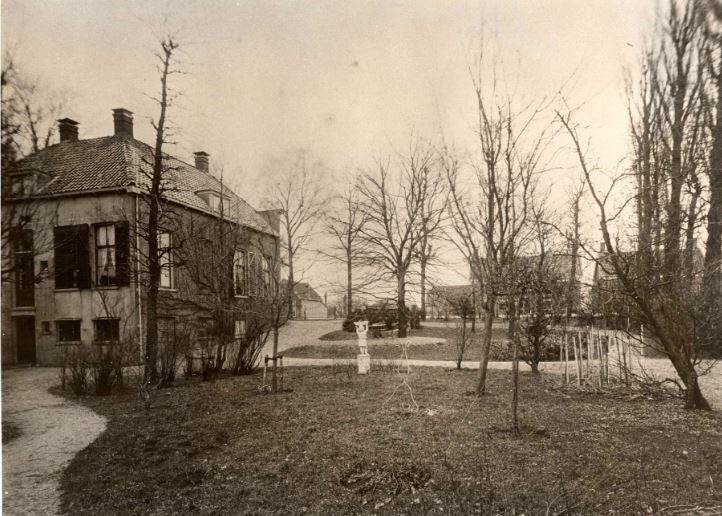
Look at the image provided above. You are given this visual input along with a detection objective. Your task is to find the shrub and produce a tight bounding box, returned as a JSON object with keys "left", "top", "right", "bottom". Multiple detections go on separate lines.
{"left": 59, "top": 345, "right": 90, "bottom": 395}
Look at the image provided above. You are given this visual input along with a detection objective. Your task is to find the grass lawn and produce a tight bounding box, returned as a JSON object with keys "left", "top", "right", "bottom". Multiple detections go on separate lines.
{"left": 60, "top": 368, "right": 722, "bottom": 515}
{"left": 288, "top": 325, "right": 517, "bottom": 362}
{"left": 319, "top": 325, "right": 508, "bottom": 342}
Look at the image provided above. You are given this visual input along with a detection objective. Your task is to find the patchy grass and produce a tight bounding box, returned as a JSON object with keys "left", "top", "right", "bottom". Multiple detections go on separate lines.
{"left": 2, "top": 419, "right": 21, "bottom": 444}
{"left": 284, "top": 337, "right": 523, "bottom": 362}
{"left": 319, "top": 324, "right": 508, "bottom": 342}
{"left": 60, "top": 368, "right": 722, "bottom": 515}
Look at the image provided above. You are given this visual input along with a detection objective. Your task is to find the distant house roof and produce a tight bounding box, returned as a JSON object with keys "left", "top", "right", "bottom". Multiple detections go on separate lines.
{"left": 429, "top": 285, "right": 474, "bottom": 300}
{"left": 12, "top": 135, "right": 276, "bottom": 235}
{"left": 293, "top": 282, "right": 324, "bottom": 303}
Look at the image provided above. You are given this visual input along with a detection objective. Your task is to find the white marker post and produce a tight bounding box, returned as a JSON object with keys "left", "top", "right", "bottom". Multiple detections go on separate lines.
{"left": 354, "top": 320, "right": 371, "bottom": 374}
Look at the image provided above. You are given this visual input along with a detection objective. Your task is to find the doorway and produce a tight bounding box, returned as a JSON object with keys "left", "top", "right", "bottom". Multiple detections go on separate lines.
{"left": 15, "top": 316, "right": 36, "bottom": 363}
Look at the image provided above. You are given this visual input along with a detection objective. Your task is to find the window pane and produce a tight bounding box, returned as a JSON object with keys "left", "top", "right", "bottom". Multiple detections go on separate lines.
{"left": 57, "top": 320, "right": 81, "bottom": 342}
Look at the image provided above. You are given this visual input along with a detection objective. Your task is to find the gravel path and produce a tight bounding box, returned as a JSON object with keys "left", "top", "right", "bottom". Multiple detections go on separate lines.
{"left": 2, "top": 368, "right": 107, "bottom": 516}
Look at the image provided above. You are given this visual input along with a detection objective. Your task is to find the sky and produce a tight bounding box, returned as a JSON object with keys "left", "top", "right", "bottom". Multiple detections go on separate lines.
{"left": 2, "top": 0, "right": 661, "bottom": 304}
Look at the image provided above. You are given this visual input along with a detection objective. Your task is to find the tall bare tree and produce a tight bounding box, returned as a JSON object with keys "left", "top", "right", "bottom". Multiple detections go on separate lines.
{"left": 142, "top": 37, "right": 182, "bottom": 384}
{"left": 443, "top": 49, "right": 551, "bottom": 395}
{"left": 356, "top": 142, "right": 445, "bottom": 338}
{"left": 264, "top": 151, "right": 327, "bottom": 319}
{"left": 323, "top": 182, "right": 367, "bottom": 317}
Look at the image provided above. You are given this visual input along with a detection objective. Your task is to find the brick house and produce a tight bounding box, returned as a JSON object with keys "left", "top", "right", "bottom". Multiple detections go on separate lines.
{"left": 1, "top": 108, "right": 280, "bottom": 365}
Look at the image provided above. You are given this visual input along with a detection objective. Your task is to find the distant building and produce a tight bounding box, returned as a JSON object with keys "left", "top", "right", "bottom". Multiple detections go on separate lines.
{"left": 428, "top": 253, "right": 582, "bottom": 320}
{"left": 291, "top": 282, "right": 328, "bottom": 320}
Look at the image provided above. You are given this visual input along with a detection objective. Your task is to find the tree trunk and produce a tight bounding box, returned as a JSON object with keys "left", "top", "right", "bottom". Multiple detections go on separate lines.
{"left": 286, "top": 244, "right": 295, "bottom": 320}
{"left": 476, "top": 294, "right": 496, "bottom": 395}
{"left": 457, "top": 315, "right": 466, "bottom": 370}
{"left": 397, "top": 274, "right": 408, "bottom": 338}
{"left": 346, "top": 245, "right": 353, "bottom": 317}
{"left": 272, "top": 323, "right": 279, "bottom": 393}
{"left": 511, "top": 330, "right": 520, "bottom": 435}
{"left": 704, "top": 61, "right": 722, "bottom": 300}
{"left": 143, "top": 42, "right": 174, "bottom": 384}
{"left": 420, "top": 254, "right": 427, "bottom": 321}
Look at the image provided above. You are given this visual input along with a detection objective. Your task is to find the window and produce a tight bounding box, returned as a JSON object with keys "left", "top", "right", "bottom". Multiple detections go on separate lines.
{"left": 56, "top": 320, "right": 81, "bottom": 344}
{"left": 96, "top": 224, "right": 116, "bottom": 286}
{"left": 262, "top": 256, "right": 271, "bottom": 297}
{"left": 55, "top": 225, "right": 91, "bottom": 289}
{"left": 93, "top": 319, "right": 119, "bottom": 344}
{"left": 248, "top": 252, "right": 258, "bottom": 296}
{"left": 158, "top": 317, "right": 176, "bottom": 352}
{"left": 234, "top": 250, "right": 247, "bottom": 296}
{"left": 12, "top": 228, "right": 34, "bottom": 306}
{"left": 159, "top": 231, "right": 173, "bottom": 289}
{"left": 208, "top": 194, "right": 230, "bottom": 214}
{"left": 92, "top": 223, "right": 129, "bottom": 287}
{"left": 234, "top": 319, "right": 246, "bottom": 340}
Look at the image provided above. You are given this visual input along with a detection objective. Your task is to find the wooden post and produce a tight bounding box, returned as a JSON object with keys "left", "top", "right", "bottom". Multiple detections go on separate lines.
{"left": 615, "top": 333, "right": 622, "bottom": 382}
{"left": 559, "top": 335, "right": 565, "bottom": 384}
{"left": 564, "top": 338, "right": 570, "bottom": 384}
{"left": 573, "top": 334, "right": 582, "bottom": 385}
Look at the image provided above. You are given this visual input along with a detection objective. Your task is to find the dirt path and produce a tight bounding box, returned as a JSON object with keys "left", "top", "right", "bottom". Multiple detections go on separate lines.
{"left": 2, "top": 368, "right": 107, "bottom": 516}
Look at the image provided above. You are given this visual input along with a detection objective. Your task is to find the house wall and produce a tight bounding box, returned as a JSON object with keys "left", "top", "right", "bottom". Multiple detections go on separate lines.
{"left": 2, "top": 190, "right": 280, "bottom": 366}
{"left": 2, "top": 192, "right": 139, "bottom": 365}
{"left": 295, "top": 300, "right": 327, "bottom": 320}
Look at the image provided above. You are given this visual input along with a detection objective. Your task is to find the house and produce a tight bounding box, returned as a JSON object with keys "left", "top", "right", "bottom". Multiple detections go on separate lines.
{"left": 426, "top": 285, "right": 477, "bottom": 320}
{"left": 590, "top": 241, "right": 706, "bottom": 326}
{"left": 428, "top": 253, "right": 582, "bottom": 320}
{"left": 291, "top": 282, "right": 327, "bottom": 320}
{"left": 1, "top": 108, "right": 280, "bottom": 365}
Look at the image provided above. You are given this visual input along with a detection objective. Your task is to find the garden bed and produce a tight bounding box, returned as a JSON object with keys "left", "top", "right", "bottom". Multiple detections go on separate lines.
{"left": 59, "top": 368, "right": 722, "bottom": 515}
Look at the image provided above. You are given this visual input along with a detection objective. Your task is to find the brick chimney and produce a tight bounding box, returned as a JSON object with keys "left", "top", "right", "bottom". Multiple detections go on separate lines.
{"left": 194, "top": 151, "right": 210, "bottom": 173}
{"left": 112, "top": 108, "right": 134, "bottom": 138}
{"left": 58, "top": 118, "right": 79, "bottom": 142}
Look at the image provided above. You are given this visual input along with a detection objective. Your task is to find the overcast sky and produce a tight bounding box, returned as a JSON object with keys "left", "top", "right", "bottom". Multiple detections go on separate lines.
{"left": 2, "top": 0, "right": 660, "bottom": 302}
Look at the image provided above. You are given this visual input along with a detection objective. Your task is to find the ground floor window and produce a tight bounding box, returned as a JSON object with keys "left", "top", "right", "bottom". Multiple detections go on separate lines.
{"left": 93, "top": 318, "right": 120, "bottom": 344}
{"left": 56, "top": 320, "right": 81, "bottom": 344}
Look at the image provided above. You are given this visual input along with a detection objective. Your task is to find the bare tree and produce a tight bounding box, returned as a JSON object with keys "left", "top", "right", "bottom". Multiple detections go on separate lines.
{"left": 141, "top": 36, "right": 182, "bottom": 384}
{"left": 1, "top": 53, "right": 61, "bottom": 293}
{"left": 557, "top": 103, "right": 713, "bottom": 409}
{"left": 356, "top": 142, "right": 445, "bottom": 338}
{"left": 264, "top": 150, "right": 327, "bottom": 319}
{"left": 701, "top": 1, "right": 722, "bottom": 354}
{"left": 323, "top": 182, "right": 368, "bottom": 318}
{"left": 443, "top": 48, "right": 552, "bottom": 395}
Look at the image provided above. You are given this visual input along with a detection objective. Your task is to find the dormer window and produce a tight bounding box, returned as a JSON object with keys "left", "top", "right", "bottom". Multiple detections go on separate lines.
{"left": 3, "top": 169, "right": 52, "bottom": 197}
{"left": 196, "top": 189, "right": 231, "bottom": 214}
{"left": 208, "top": 194, "right": 230, "bottom": 214}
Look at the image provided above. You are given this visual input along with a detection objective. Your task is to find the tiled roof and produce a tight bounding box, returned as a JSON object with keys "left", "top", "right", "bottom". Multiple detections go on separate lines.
{"left": 293, "top": 282, "right": 324, "bottom": 303}
{"left": 14, "top": 136, "right": 275, "bottom": 235}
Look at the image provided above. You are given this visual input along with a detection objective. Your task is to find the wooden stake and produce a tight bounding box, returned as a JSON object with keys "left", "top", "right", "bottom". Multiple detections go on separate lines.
{"left": 564, "top": 334, "right": 570, "bottom": 384}
{"left": 574, "top": 335, "right": 582, "bottom": 385}
{"left": 559, "top": 335, "right": 564, "bottom": 384}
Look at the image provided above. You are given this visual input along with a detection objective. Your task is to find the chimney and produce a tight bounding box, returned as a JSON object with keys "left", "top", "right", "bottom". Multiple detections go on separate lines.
{"left": 194, "top": 151, "right": 210, "bottom": 173}
{"left": 58, "top": 118, "right": 79, "bottom": 142}
{"left": 112, "top": 108, "right": 134, "bottom": 138}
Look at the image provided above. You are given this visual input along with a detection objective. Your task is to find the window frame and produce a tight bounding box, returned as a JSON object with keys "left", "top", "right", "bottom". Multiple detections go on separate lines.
{"left": 158, "top": 231, "right": 173, "bottom": 289}
{"left": 95, "top": 224, "right": 117, "bottom": 287}
{"left": 93, "top": 318, "right": 120, "bottom": 345}
{"left": 55, "top": 319, "right": 81, "bottom": 345}
{"left": 233, "top": 249, "right": 248, "bottom": 297}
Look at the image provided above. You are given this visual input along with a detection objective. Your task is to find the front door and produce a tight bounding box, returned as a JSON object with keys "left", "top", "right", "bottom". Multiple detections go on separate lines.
{"left": 16, "top": 316, "right": 36, "bottom": 363}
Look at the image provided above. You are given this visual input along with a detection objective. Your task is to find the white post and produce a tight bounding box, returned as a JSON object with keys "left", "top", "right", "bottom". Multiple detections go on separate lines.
{"left": 354, "top": 320, "right": 371, "bottom": 374}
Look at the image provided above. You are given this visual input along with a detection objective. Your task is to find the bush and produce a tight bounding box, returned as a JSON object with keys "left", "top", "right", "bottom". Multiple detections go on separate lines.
{"left": 59, "top": 345, "right": 90, "bottom": 395}
{"left": 342, "top": 318, "right": 358, "bottom": 333}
